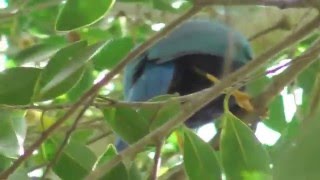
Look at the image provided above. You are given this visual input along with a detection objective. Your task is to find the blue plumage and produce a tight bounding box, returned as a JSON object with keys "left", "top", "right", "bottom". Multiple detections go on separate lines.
{"left": 118, "top": 19, "right": 253, "bottom": 150}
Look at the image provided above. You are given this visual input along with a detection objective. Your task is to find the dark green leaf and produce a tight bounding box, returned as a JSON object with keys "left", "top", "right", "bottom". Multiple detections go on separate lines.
{"left": 183, "top": 128, "right": 221, "bottom": 180}
{"left": 94, "top": 144, "right": 128, "bottom": 180}
{"left": 103, "top": 107, "right": 149, "bottom": 144}
{"left": 0, "top": 153, "right": 12, "bottom": 171}
{"left": 56, "top": 0, "right": 115, "bottom": 31}
{"left": 220, "top": 112, "right": 271, "bottom": 179}
{"left": 0, "top": 67, "right": 41, "bottom": 105}
{"left": 53, "top": 140, "right": 96, "bottom": 180}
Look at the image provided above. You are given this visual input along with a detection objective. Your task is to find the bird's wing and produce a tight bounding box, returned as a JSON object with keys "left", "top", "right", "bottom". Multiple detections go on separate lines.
{"left": 124, "top": 55, "right": 174, "bottom": 101}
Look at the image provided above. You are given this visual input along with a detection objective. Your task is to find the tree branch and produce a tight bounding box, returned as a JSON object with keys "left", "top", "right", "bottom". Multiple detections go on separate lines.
{"left": 197, "top": 0, "right": 312, "bottom": 8}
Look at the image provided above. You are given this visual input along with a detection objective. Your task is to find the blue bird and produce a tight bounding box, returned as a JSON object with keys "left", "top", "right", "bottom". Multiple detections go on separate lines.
{"left": 117, "top": 19, "right": 253, "bottom": 150}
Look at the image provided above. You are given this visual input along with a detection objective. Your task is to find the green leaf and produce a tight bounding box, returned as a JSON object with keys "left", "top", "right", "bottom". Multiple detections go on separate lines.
{"left": 0, "top": 153, "right": 12, "bottom": 171}
{"left": 13, "top": 43, "right": 63, "bottom": 65}
{"left": 138, "top": 95, "right": 180, "bottom": 130}
{"left": 8, "top": 167, "right": 29, "bottom": 180}
{"left": 103, "top": 107, "right": 149, "bottom": 144}
{"left": 297, "top": 60, "right": 320, "bottom": 94}
{"left": 66, "top": 64, "right": 95, "bottom": 102}
{"left": 33, "top": 40, "right": 87, "bottom": 101}
{"left": 93, "top": 37, "right": 134, "bottom": 70}
{"left": 0, "top": 67, "right": 41, "bottom": 105}
{"left": 94, "top": 144, "right": 128, "bottom": 180}
{"left": 0, "top": 110, "right": 26, "bottom": 158}
{"left": 56, "top": 0, "right": 115, "bottom": 31}
{"left": 183, "top": 128, "right": 221, "bottom": 180}
{"left": 264, "top": 95, "right": 287, "bottom": 132}
{"left": 128, "top": 163, "right": 143, "bottom": 180}
{"left": 118, "top": 0, "right": 150, "bottom": 2}
{"left": 273, "top": 114, "right": 320, "bottom": 180}
{"left": 271, "top": 118, "right": 300, "bottom": 159}
{"left": 52, "top": 139, "right": 97, "bottom": 180}
{"left": 220, "top": 112, "right": 271, "bottom": 179}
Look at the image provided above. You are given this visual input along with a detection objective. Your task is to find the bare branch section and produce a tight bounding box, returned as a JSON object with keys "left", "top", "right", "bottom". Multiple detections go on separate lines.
{"left": 86, "top": 14, "right": 320, "bottom": 180}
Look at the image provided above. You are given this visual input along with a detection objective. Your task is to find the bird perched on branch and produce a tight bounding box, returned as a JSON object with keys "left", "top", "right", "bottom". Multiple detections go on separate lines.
{"left": 117, "top": 19, "right": 253, "bottom": 150}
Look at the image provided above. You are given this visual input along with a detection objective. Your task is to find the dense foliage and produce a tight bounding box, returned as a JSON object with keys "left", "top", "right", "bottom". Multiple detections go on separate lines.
{"left": 0, "top": 0, "right": 319, "bottom": 179}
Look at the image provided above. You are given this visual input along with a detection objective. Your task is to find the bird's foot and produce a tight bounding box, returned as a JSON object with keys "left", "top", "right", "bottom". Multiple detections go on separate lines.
{"left": 205, "top": 73, "right": 254, "bottom": 112}
{"left": 232, "top": 90, "right": 254, "bottom": 112}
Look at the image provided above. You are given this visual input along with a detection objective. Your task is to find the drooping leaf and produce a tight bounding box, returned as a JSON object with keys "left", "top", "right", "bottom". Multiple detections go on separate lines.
{"left": 56, "top": 0, "right": 115, "bottom": 31}
{"left": 220, "top": 112, "right": 271, "bottom": 179}
{"left": 0, "top": 67, "right": 41, "bottom": 105}
{"left": 183, "top": 128, "right": 221, "bottom": 180}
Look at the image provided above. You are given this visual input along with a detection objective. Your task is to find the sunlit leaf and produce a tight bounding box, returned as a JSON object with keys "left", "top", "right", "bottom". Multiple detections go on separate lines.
{"left": 0, "top": 110, "right": 26, "bottom": 158}
{"left": 56, "top": 0, "right": 115, "bottom": 31}
{"left": 33, "top": 40, "right": 87, "bottom": 101}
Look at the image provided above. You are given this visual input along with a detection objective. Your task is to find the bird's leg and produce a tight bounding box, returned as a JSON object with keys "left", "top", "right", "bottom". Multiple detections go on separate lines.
{"left": 194, "top": 67, "right": 254, "bottom": 112}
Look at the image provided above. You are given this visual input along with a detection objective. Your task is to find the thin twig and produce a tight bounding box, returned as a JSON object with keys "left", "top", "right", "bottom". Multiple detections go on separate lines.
{"left": 86, "top": 132, "right": 113, "bottom": 145}
{"left": 41, "top": 96, "right": 94, "bottom": 179}
{"left": 150, "top": 141, "right": 164, "bottom": 180}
